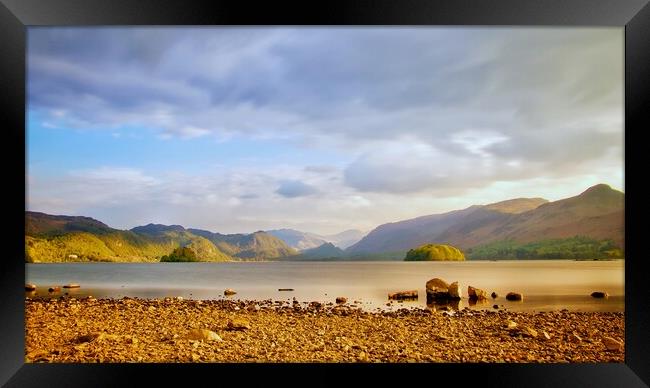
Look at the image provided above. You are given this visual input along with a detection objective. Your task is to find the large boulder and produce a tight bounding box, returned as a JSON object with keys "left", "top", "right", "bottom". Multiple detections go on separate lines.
{"left": 426, "top": 278, "right": 450, "bottom": 291}
{"left": 506, "top": 292, "right": 524, "bottom": 301}
{"left": 426, "top": 278, "right": 451, "bottom": 300}
{"left": 426, "top": 278, "right": 462, "bottom": 301}
{"left": 467, "top": 286, "right": 488, "bottom": 301}
{"left": 591, "top": 291, "right": 609, "bottom": 298}
{"left": 25, "top": 284, "right": 36, "bottom": 292}
{"left": 448, "top": 282, "right": 462, "bottom": 300}
{"left": 224, "top": 288, "right": 237, "bottom": 296}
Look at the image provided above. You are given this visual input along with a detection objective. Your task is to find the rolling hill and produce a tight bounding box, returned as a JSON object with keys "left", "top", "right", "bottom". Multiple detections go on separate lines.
{"left": 25, "top": 213, "right": 295, "bottom": 262}
{"left": 293, "top": 242, "right": 346, "bottom": 260}
{"left": 187, "top": 229, "right": 298, "bottom": 260}
{"left": 346, "top": 184, "right": 623, "bottom": 257}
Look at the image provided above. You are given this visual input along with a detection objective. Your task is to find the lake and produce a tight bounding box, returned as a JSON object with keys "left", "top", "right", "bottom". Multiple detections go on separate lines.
{"left": 25, "top": 260, "right": 624, "bottom": 312}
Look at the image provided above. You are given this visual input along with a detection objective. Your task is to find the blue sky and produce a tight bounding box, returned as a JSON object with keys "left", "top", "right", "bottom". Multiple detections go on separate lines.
{"left": 26, "top": 27, "right": 624, "bottom": 234}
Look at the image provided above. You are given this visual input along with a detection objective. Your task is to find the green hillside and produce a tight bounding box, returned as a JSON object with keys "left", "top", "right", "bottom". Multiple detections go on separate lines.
{"left": 188, "top": 229, "right": 298, "bottom": 260}
{"left": 404, "top": 244, "right": 466, "bottom": 261}
{"left": 25, "top": 213, "right": 231, "bottom": 263}
{"left": 466, "top": 236, "right": 623, "bottom": 260}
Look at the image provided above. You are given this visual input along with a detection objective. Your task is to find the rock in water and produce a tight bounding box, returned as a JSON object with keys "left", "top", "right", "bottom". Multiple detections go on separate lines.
{"left": 426, "top": 278, "right": 450, "bottom": 291}
{"left": 505, "top": 292, "right": 523, "bottom": 301}
{"left": 185, "top": 329, "right": 223, "bottom": 342}
{"left": 25, "top": 284, "right": 37, "bottom": 291}
{"left": 336, "top": 297, "right": 347, "bottom": 304}
{"left": 467, "top": 286, "right": 488, "bottom": 301}
{"left": 591, "top": 291, "right": 609, "bottom": 298}
{"left": 388, "top": 290, "right": 418, "bottom": 300}
{"left": 63, "top": 284, "right": 80, "bottom": 289}
{"left": 48, "top": 286, "right": 61, "bottom": 293}
{"left": 224, "top": 288, "right": 237, "bottom": 296}
{"left": 447, "top": 282, "right": 462, "bottom": 300}
{"left": 426, "top": 278, "right": 452, "bottom": 300}
{"left": 491, "top": 292, "right": 498, "bottom": 299}
{"left": 603, "top": 337, "right": 623, "bottom": 351}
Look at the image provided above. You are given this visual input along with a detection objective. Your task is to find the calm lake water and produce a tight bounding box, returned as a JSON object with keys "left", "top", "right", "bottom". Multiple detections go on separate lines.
{"left": 25, "top": 260, "right": 624, "bottom": 312}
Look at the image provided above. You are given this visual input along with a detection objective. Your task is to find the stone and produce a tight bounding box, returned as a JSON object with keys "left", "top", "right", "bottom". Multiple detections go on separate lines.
{"left": 591, "top": 291, "right": 609, "bottom": 298}
{"left": 491, "top": 292, "right": 498, "bottom": 299}
{"left": 388, "top": 290, "right": 418, "bottom": 300}
{"left": 426, "top": 278, "right": 449, "bottom": 291}
{"left": 506, "top": 320, "right": 518, "bottom": 330}
{"left": 467, "top": 286, "right": 488, "bottom": 301}
{"left": 63, "top": 284, "right": 80, "bottom": 289}
{"left": 447, "top": 282, "right": 462, "bottom": 300}
{"left": 25, "top": 284, "right": 37, "bottom": 291}
{"left": 75, "top": 332, "right": 101, "bottom": 343}
{"left": 48, "top": 286, "right": 61, "bottom": 293}
{"left": 603, "top": 337, "right": 623, "bottom": 351}
{"left": 224, "top": 288, "right": 237, "bottom": 296}
{"left": 520, "top": 326, "right": 538, "bottom": 338}
{"left": 336, "top": 297, "right": 347, "bottom": 304}
{"left": 505, "top": 292, "right": 523, "bottom": 301}
{"left": 185, "top": 329, "right": 223, "bottom": 342}
{"left": 493, "top": 304, "right": 499, "bottom": 309}
{"left": 568, "top": 333, "right": 582, "bottom": 343}
{"left": 278, "top": 288, "right": 294, "bottom": 291}
{"left": 542, "top": 331, "right": 551, "bottom": 340}
{"left": 227, "top": 319, "right": 251, "bottom": 331}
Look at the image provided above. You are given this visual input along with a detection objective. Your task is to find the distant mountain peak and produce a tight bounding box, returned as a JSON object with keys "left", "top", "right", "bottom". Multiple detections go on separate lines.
{"left": 580, "top": 183, "right": 620, "bottom": 196}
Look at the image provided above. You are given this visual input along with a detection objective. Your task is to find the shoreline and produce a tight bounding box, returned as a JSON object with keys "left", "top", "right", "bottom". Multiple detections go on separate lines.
{"left": 25, "top": 297, "right": 625, "bottom": 363}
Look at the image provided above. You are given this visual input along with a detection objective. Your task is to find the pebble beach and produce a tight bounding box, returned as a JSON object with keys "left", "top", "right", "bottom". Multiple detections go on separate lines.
{"left": 25, "top": 297, "right": 625, "bottom": 363}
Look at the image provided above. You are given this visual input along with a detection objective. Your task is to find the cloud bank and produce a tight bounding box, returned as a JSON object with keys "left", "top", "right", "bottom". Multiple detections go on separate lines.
{"left": 27, "top": 27, "right": 623, "bottom": 234}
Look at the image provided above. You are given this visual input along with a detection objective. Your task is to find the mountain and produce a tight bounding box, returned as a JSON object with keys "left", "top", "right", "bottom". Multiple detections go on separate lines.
{"left": 188, "top": 229, "right": 298, "bottom": 260}
{"left": 25, "top": 212, "right": 294, "bottom": 262}
{"left": 321, "top": 229, "right": 367, "bottom": 249}
{"left": 267, "top": 228, "right": 367, "bottom": 250}
{"left": 26, "top": 211, "right": 114, "bottom": 236}
{"left": 346, "top": 184, "right": 623, "bottom": 256}
{"left": 265, "top": 229, "right": 328, "bottom": 250}
{"left": 295, "top": 242, "right": 345, "bottom": 260}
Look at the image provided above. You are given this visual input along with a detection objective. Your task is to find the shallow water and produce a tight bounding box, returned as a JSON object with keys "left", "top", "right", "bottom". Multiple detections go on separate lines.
{"left": 25, "top": 260, "right": 624, "bottom": 312}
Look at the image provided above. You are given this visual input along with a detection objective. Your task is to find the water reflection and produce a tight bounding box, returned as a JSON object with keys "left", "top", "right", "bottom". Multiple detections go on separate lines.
{"left": 426, "top": 299, "right": 460, "bottom": 311}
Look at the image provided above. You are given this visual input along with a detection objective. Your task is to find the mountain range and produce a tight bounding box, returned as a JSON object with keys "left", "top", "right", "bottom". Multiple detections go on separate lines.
{"left": 266, "top": 229, "right": 367, "bottom": 250}
{"left": 25, "top": 183, "right": 624, "bottom": 262}
{"left": 25, "top": 213, "right": 298, "bottom": 263}
{"left": 346, "top": 184, "right": 624, "bottom": 256}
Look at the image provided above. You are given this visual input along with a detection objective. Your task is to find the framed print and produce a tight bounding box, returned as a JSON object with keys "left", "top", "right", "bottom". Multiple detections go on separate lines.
{"left": 1, "top": 0, "right": 649, "bottom": 386}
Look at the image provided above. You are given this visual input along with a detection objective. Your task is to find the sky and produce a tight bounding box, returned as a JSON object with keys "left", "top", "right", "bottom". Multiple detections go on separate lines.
{"left": 26, "top": 27, "right": 624, "bottom": 235}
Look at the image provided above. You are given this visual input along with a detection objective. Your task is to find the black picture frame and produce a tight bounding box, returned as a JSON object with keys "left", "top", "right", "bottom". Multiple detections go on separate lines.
{"left": 1, "top": 0, "right": 649, "bottom": 386}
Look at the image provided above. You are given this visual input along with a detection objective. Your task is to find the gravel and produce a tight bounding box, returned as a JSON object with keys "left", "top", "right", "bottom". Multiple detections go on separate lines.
{"left": 25, "top": 297, "right": 625, "bottom": 363}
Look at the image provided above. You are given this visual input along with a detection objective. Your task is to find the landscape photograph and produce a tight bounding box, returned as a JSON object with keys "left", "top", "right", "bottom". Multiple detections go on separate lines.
{"left": 25, "top": 27, "right": 624, "bottom": 363}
